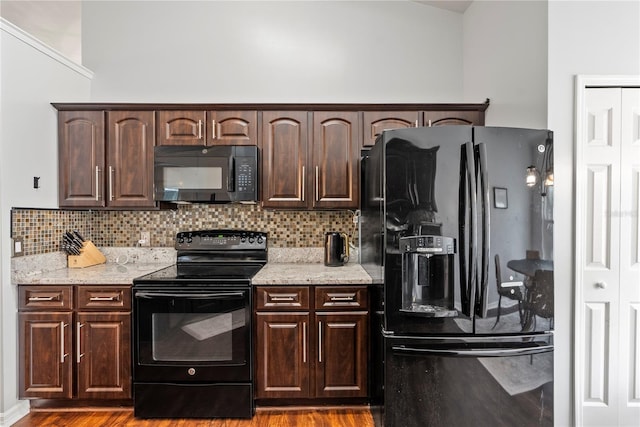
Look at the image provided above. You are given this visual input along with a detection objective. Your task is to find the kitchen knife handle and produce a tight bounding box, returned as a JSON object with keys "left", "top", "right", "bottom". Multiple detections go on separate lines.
{"left": 95, "top": 166, "right": 100, "bottom": 201}
{"left": 108, "top": 166, "right": 114, "bottom": 201}
{"left": 211, "top": 120, "right": 216, "bottom": 140}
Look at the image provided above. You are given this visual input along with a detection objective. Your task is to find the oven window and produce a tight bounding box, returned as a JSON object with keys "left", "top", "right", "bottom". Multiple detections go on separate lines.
{"left": 152, "top": 309, "right": 244, "bottom": 362}
{"left": 135, "top": 289, "right": 250, "bottom": 366}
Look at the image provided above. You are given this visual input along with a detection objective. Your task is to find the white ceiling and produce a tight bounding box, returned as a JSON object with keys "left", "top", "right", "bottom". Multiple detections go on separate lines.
{"left": 416, "top": 1, "right": 473, "bottom": 14}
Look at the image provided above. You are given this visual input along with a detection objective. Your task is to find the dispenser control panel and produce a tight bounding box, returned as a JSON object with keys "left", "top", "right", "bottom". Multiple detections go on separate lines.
{"left": 400, "top": 235, "right": 456, "bottom": 254}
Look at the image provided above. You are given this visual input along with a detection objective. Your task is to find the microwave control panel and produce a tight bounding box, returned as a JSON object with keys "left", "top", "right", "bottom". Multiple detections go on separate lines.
{"left": 235, "top": 158, "right": 255, "bottom": 194}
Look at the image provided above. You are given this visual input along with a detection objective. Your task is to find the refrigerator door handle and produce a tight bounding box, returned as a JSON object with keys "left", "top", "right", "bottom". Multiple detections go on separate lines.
{"left": 475, "top": 142, "right": 490, "bottom": 318}
{"left": 391, "top": 344, "right": 554, "bottom": 358}
{"left": 465, "top": 141, "right": 478, "bottom": 316}
{"left": 458, "top": 145, "right": 469, "bottom": 314}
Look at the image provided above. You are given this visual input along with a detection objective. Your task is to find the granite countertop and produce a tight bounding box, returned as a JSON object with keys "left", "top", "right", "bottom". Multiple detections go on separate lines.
{"left": 252, "top": 262, "right": 371, "bottom": 285}
{"left": 14, "top": 262, "right": 171, "bottom": 285}
{"left": 12, "top": 247, "right": 372, "bottom": 286}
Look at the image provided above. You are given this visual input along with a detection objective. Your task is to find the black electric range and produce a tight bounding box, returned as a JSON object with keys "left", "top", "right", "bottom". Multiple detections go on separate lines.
{"left": 132, "top": 229, "right": 267, "bottom": 419}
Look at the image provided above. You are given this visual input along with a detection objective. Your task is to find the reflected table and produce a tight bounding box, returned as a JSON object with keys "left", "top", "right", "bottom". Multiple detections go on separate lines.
{"left": 506, "top": 258, "right": 554, "bottom": 331}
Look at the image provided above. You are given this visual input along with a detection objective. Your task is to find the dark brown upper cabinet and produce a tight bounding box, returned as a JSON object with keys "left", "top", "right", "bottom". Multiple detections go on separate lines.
{"left": 156, "top": 110, "right": 205, "bottom": 146}
{"left": 261, "top": 111, "right": 309, "bottom": 209}
{"left": 262, "top": 111, "right": 359, "bottom": 210}
{"left": 207, "top": 110, "right": 257, "bottom": 146}
{"left": 58, "top": 110, "right": 155, "bottom": 208}
{"left": 157, "top": 110, "right": 257, "bottom": 146}
{"left": 362, "top": 111, "right": 420, "bottom": 147}
{"left": 423, "top": 110, "right": 483, "bottom": 127}
{"left": 311, "top": 111, "right": 359, "bottom": 209}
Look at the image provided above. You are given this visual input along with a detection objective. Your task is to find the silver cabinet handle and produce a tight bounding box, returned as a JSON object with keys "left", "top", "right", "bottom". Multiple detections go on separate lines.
{"left": 29, "top": 296, "right": 56, "bottom": 301}
{"left": 415, "top": 119, "right": 419, "bottom": 127}
{"left": 302, "top": 321, "right": 307, "bottom": 363}
{"left": 198, "top": 120, "right": 203, "bottom": 141}
{"left": 301, "top": 166, "right": 305, "bottom": 202}
{"left": 315, "top": 166, "right": 319, "bottom": 202}
{"left": 76, "top": 322, "right": 84, "bottom": 363}
{"left": 270, "top": 296, "right": 295, "bottom": 302}
{"left": 318, "top": 321, "right": 322, "bottom": 363}
{"left": 330, "top": 295, "right": 355, "bottom": 302}
{"left": 95, "top": 166, "right": 100, "bottom": 201}
{"left": 595, "top": 281, "right": 607, "bottom": 289}
{"left": 108, "top": 166, "right": 114, "bottom": 201}
{"left": 89, "top": 296, "right": 118, "bottom": 302}
{"left": 60, "top": 322, "right": 68, "bottom": 363}
{"left": 211, "top": 120, "right": 216, "bottom": 140}
{"left": 428, "top": 119, "right": 432, "bottom": 127}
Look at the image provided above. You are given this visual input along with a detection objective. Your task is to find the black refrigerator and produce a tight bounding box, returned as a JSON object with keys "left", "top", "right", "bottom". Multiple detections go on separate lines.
{"left": 361, "top": 126, "right": 554, "bottom": 427}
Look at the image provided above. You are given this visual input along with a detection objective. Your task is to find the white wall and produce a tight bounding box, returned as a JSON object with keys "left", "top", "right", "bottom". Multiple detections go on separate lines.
{"left": 547, "top": 2, "right": 640, "bottom": 426}
{"left": 463, "top": 0, "right": 548, "bottom": 128}
{"left": 82, "top": 1, "right": 465, "bottom": 103}
{"left": 0, "top": 19, "right": 91, "bottom": 425}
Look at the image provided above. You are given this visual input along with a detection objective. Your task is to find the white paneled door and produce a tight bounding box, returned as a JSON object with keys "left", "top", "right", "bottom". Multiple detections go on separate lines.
{"left": 576, "top": 80, "right": 640, "bottom": 427}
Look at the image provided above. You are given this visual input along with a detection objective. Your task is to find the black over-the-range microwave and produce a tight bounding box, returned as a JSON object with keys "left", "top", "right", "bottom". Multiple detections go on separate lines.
{"left": 154, "top": 145, "right": 258, "bottom": 203}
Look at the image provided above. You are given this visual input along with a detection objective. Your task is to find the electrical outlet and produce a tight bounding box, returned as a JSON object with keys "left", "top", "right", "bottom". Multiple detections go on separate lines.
{"left": 140, "top": 231, "right": 150, "bottom": 247}
{"left": 12, "top": 237, "right": 24, "bottom": 257}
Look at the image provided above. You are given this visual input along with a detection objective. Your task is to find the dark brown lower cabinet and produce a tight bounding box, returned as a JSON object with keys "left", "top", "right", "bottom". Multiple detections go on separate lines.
{"left": 254, "top": 285, "right": 368, "bottom": 401}
{"left": 18, "top": 285, "right": 132, "bottom": 401}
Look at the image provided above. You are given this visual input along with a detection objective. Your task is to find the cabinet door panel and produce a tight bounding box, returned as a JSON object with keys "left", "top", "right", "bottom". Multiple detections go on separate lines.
{"left": 107, "top": 111, "right": 155, "bottom": 207}
{"left": 255, "top": 312, "right": 309, "bottom": 399}
{"left": 58, "top": 111, "right": 105, "bottom": 207}
{"left": 261, "top": 111, "right": 308, "bottom": 208}
{"left": 363, "top": 111, "right": 420, "bottom": 147}
{"left": 19, "top": 312, "right": 73, "bottom": 399}
{"left": 312, "top": 111, "right": 359, "bottom": 209}
{"left": 76, "top": 312, "right": 131, "bottom": 399}
{"left": 315, "top": 312, "right": 368, "bottom": 398}
{"left": 208, "top": 110, "right": 257, "bottom": 146}
{"left": 156, "top": 110, "right": 206, "bottom": 146}
{"left": 423, "top": 110, "right": 483, "bottom": 127}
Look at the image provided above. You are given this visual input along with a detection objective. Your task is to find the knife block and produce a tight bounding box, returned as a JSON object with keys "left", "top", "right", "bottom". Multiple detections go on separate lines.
{"left": 67, "top": 241, "right": 106, "bottom": 268}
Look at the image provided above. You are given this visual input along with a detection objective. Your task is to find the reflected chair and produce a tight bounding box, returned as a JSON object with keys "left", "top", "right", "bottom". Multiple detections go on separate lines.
{"left": 527, "top": 269, "right": 554, "bottom": 330}
{"left": 493, "top": 254, "right": 526, "bottom": 329}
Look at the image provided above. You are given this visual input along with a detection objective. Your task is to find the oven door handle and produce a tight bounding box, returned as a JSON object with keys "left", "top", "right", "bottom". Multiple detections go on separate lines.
{"left": 134, "top": 291, "right": 246, "bottom": 299}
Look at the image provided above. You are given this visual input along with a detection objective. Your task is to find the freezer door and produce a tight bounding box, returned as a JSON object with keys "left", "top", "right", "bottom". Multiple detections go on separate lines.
{"left": 383, "top": 335, "right": 554, "bottom": 427}
{"left": 472, "top": 127, "right": 554, "bottom": 335}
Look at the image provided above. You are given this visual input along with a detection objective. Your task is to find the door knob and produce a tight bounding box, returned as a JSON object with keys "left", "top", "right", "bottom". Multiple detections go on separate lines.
{"left": 594, "top": 281, "right": 607, "bottom": 289}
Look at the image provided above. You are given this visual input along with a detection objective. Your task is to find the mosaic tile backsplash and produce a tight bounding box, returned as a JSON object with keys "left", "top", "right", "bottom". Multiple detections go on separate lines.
{"left": 11, "top": 205, "right": 359, "bottom": 256}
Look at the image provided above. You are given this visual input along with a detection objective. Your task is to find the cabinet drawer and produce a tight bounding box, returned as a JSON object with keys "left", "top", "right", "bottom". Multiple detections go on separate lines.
{"left": 76, "top": 286, "right": 131, "bottom": 310}
{"left": 255, "top": 286, "right": 310, "bottom": 310}
{"left": 19, "top": 286, "right": 72, "bottom": 310}
{"left": 315, "top": 286, "right": 368, "bottom": 310}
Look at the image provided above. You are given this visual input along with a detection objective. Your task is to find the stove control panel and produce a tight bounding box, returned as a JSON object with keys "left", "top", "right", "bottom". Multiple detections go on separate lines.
{"left": 175, "top": 230, "right": 267, "bottom": 251}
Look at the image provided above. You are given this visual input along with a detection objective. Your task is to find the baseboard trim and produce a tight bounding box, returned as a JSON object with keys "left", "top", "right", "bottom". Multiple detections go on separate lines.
{"left": 0, "top": 400, "right": 30, "bottom": 427}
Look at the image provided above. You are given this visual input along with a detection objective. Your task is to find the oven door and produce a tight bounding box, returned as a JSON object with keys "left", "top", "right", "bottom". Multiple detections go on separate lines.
{"left": 133, "top": 287, "right": 251, "bottom": 382}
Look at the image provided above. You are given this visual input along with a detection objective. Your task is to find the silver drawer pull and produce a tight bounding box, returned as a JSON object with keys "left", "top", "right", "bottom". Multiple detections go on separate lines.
{"left": 270, "top": 296, "right": 295, "bottom": 301}
{"left": 89, "top": 296, "right": 118, "bottom": 302}
{"left": 29, "top": 296, "right": 57, "bottom": 301}
{"left": 330, "top": 296, "right": 355, "bottom": 302}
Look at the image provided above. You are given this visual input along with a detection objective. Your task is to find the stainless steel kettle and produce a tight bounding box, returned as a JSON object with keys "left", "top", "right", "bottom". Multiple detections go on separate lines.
{"left": 324, "top": 232, "right": 349, "bottom": 267}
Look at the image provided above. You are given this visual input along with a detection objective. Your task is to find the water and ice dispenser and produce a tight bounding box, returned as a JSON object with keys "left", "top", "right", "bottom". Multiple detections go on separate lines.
{"left": 400, "top": 235, "right": 457, "bottom": 317}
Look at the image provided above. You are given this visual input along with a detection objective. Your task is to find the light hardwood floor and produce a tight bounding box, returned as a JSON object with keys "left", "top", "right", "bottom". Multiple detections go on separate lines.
{"left": 12, "top": 407, "right": 375, "bottom": 427}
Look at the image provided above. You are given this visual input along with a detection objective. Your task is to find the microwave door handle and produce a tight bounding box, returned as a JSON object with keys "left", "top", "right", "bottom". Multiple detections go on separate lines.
{"left": 228, "top": 156, "right": 235, "bottom": 192}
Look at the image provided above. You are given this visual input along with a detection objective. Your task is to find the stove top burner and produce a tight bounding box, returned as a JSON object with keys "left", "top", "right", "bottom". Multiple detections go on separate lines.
{"left": 134, "top": 263, "right": 264, "bottom": 285}
{"left": 134, "top": 230, "right": 268, "bottom": 287}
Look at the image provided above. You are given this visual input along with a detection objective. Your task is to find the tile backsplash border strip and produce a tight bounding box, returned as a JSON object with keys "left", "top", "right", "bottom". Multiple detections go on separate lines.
{"left": 11, "top": 205, "right": 359, "bottom": 257}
